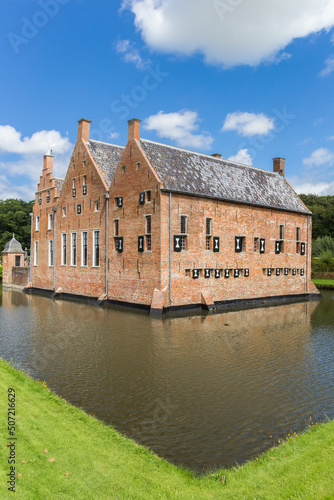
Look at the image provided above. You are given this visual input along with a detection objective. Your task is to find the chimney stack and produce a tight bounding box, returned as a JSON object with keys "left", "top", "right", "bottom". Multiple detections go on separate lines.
{"left": 273, "top": 157, "right": 285, "bottom": 177}
{"left": 211, "top": 153, "right": 222, "bottom": 158}
{"left": 77, "top": 118, "right": 92, "bottom": 142}
{"left": 43, "top": 152, "right": 54, "bottom": 174}
{"left": 128, "top": 118, "right": 141, "bottom": 141}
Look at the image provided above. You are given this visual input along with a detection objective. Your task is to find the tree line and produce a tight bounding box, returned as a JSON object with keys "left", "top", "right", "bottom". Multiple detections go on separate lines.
{"left": 0, "top": 199, "right": 33, "bottom": 255}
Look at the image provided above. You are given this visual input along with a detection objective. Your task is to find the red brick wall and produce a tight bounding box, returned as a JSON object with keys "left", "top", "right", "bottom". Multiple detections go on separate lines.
{"left": 12, "top": 267, "right": 29, "bottom": 287}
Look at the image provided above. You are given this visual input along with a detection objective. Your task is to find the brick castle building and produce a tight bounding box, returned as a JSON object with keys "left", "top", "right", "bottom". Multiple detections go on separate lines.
{"left": 27, "top": 118, "right": 319, "bottom": 313}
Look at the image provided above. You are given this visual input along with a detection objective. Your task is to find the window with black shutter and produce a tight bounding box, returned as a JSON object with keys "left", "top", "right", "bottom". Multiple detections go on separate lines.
{"left": 139, "top": 192, "right": 145, "bottom": 204}
{"left": 276, "top": 268, "right": 281, "bottom": 276}
{"left": 284, "top": 268, "right": 289, "bottom": 275}
{"left": 205, "top": 269, "right": 211, "bottom": 278}
{"left": 235, "top": 236, "right": 244, "bottom": 253}
{"left": 224, "top": 269, "right": 230, "bottom": 278}
{"left": 244, "top": 268, "right": 249, "bottom": 277}
{"left": 115, "top": 237, "right": 123, "bottom": 252}
{"left": 215, "top": 269, "right": 221, "bottom": 279}
{"left": 192, "top": 269, "right": 199, "bottom": 279}
{"left": 301, "top": 242, "right": 306, "bottom": 255}
{"left": 234, "top": 269, "right": 239, "bottom": 278}
{"left": 275, "top": 241, "right": 281, "bottom": 254}
{"left": 267, "top": 268, "right": 272, "bottom": 276}
{"left": 213, "top": 237, "right": 220, "bottom": 252}
{"left": 174, "top": 235, "right": 182, "bottom": 252}
{"left": 292, "top": 268, "right": 296, "bottom": 276}
{"left": 72, "top": 179, "right": 76, "bottom": 198}
{"left": 77, "top": 204, "right": 81, "bottom": 215}
{"left": 138, "top": 236, "right": 144, "bottom": 252}
{"left": 46, "top": 191, "right": 50, "bottom": 203}
{"left": 260, "top": 238, "right": 265, "bottom": 253}
{"left": 116, "top": 197, "right": 123, "bottom": 208}
{"left": 301, "top": 269, "right": 305, "bottom": 276}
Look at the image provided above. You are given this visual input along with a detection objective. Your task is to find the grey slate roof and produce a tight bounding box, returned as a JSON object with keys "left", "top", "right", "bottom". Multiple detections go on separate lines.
{"left": 139, "top": 139, "right": 310, "bottom": 214}
{"left": 2, "top": 235, "right": 24, "bottom": 254}
{"left": 87, "top": 140, "right": 125, "bottom": 187}
{"left": 53, "top": 177, "right": 64, "bottom": 194}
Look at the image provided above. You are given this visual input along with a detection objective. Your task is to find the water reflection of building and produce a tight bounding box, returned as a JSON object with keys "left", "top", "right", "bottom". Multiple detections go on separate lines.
{"left": 27, "top": 118, "right": 319, "bottom": 314}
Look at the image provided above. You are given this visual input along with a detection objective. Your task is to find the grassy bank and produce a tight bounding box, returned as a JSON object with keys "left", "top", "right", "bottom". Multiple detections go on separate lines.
{"left": 1, "top": 360, "right": 334, "bottom": 499}
{"left": 312, "top": 278, "right": 334, "bottom": 286}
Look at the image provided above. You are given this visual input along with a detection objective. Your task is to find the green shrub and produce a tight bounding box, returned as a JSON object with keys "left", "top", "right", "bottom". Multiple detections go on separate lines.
{"left": 0, "top": 264, "right": 2, "bottom": 280}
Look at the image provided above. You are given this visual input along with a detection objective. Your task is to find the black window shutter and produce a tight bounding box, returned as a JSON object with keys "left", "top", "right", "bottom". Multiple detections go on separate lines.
{"left": 292, "top": 268, "right": 296, "bottom": 276}
{"left": 234, "top": 269, "right": 239, "bottom": 278}
{"left": 192, "top": 269, "right": 199, "bottom": 279}
{"left": 275, "top": 241, "right": 281, "bottom": 254}
{"left": 284, "top": 268, "right": 289, "bottom": 275}
{"left": 174, "top": 235, "right": 182, "bottom": 252}
{"left": 139, "top": 192, "right": 145, "bottom": 204}
{"left": 260, "top": 239, "right": 265, "bottom": 253}
{"left": 235, "top": 237, "right": 242, "bottom": 253}
{"left": 138, "top": 236, "right": 144, "bottom": 252}
{"left": 244, "top": 268, "right": 249, "bottom": 277}
{"left": 118, "top": 197, "right": 123, "bottom": 208}
{"left": 267, "top": 268, "right": 272, "bottom": 276}
{"left": 118, "top": 237, "right": 123, "bottom": 253}
{"left": 276, "top": 268, "right": 281, "bottom": 276}
{"left": 301, "top": 243, "right": 305, "bottom": 255}
{"left": 213, "top": 237, "right": 220, "bottom": 252}
{"left": 205, "top": 269, "right": 211, "bottom": 278}
{"left": 301, "top": 269, "right": 305, "bottom": 276}
{"left": 215, "top": 269, "right": 221, "bottom": 279}
{"left": 225, "top": 269, "right": 230, "bottom": 278}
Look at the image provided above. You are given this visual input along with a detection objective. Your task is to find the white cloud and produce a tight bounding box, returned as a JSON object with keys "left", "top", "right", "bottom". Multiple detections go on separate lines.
{"left": 143, "top": 110, "right": 213, "bottom": 149}
{"left": 0, "top": 124, "right": 73, "bottom": 201}
{"left": 320, "top": 54, "right": 334, "bottom": 76}
{"left": 228, "top": 148, "right": 253, "bottom": 166}
{"left": 303, "top": 147, "right": 334, "bottom": 167}
{"left": 222, "top": 112, "right": 275, "bottom": 137}
{"left": 122, "top": 0, "right": 334, "bottom": 67}
{"left": 110, "top": 132, "right": 120, "bottom": 139}
{"left": 327, "top": 135, "right": 334, "bottom": 141}
{"left": 0, "top": 125, "right": 71, "bottom": 155}
{"left": 331, "top": 33, "right": 334, "bottom": 44}
{"left": 116, "top": 39, "right": 149, "bottom": 70}
{"left": 293, "top": 180, "right": 334, "bottom": 195}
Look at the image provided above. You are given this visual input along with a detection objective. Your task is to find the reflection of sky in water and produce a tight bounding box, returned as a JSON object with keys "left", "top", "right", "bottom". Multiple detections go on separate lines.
{"left": 0, "top": 287, "right": 333, "bottom": 472}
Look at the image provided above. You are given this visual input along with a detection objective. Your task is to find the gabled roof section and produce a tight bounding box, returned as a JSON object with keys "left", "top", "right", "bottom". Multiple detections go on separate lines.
{"left": 87, "top": 140, "right": 125, "bottom": 187}
{"left": 53, "top": 177, "right": 64, "bottom": 194}
{"left": 139, "top": 139, "right": 310, "bottom": 214}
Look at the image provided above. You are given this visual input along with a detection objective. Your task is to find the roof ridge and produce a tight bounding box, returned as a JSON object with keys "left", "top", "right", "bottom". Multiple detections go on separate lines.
{"left": 88, "top": 140, "right": 124, "bottom": 148}
{"left": 140, "top": 138, "right": 276, "bottom": 176}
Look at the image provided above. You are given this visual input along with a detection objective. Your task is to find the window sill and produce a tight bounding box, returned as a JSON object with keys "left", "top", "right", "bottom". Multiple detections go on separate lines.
{"left": 92, "top": 265, "right": 100, "bottom": 268}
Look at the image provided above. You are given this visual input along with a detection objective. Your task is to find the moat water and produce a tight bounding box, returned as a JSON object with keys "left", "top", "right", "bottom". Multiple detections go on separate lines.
{"left": 1, "top": 284, "right": 334, "bottom": 472}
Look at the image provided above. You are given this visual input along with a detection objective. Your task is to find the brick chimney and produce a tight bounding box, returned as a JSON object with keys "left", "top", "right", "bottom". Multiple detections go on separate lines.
{"left": 77, "top": 118, "right": 92, "bottom": 142}
{"left": 273, "top": 157, "right": 285, "bottom": 177}
{"left": 211, "top": 153, "right": 222, "bottom": 158}
{"left": 128, "top": 118, "right": 141, "bottom": 141}
{"left": 43, "top": 152, "right": 54, "bottom": 174}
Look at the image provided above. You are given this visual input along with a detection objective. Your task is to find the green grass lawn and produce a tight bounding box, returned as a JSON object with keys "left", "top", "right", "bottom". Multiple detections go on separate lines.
{"left": 1, "top": 359, "right": 334, "bottom": 499}
{"left": 312, "top": 278, "right": 334, "bottom": 286}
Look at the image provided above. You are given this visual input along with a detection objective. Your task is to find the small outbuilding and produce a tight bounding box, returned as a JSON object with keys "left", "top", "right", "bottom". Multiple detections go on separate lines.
{"left": 2, "top": 234, "right": 28, "bottom": 286}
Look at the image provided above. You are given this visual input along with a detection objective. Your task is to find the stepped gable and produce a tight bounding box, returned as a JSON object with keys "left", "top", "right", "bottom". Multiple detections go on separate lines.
{"left": 87, "top": 140, "right": 125, "bottom": 187}
{"left": 139, "top": 139, "right": 310, "bottom": 214}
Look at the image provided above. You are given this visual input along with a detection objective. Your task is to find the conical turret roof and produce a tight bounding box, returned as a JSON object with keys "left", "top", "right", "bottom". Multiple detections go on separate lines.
{"left": 2, "top": 234, "right": 24, "bottom": 254}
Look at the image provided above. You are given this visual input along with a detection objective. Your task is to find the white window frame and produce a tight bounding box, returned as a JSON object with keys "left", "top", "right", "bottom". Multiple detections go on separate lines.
{"left": 62, "top": 207, "right": 66, "bottom": 217}
{"left": 93, "top": 230, "right": 100, "bottom": 267}
{"left": 71, "top": 232, "right": 77, "bottom": 266}
{"left": 48, "top": 240, "right": 54, "bottom": 267}
{"left": 81, "top": 231, "right": 88, "bottom": 267}
{"left": 35, "top": 215, "right": 40, "bottom": 231}
{"left": 48, "top": 213, "right": 53, "bottom": 230}
{"left": 61, "top": 233, "right": 67, "bottom": 266}
{"left": 34, "top": 241, "right": 38, "bottom": 266}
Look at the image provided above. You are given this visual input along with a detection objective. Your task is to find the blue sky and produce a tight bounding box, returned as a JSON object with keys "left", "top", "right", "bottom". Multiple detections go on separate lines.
{"left": 1, "top": 0, "right": 334, "bottom": 200}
